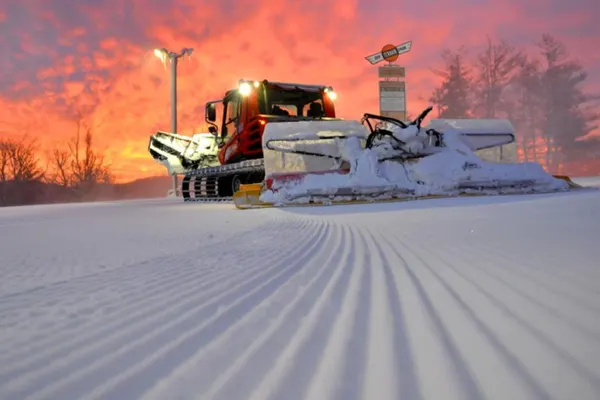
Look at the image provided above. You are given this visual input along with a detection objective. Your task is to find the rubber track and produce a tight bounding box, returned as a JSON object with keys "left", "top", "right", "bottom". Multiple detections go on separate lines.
{"left": 182, "top": 159, "right": 265, "bottom": 203}
{"left": 184, "top": 159, "right": 265, "bottom": 178}
{"left": 182, "top": 197, "right": 234, "bottom": 204}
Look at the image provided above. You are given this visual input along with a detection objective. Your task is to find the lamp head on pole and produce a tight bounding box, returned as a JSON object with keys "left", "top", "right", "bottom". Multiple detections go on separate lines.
{"left": 181, "top": 47, "right": 193, "bottom": 56}
{"left": 153, "top": 47, "right": 169, "bottom": 69}
{"left": 153, "top": 46, "right": 194, "bottom": 70}
{"left": 179, "top": 48, "right": 194, "bottom": 62}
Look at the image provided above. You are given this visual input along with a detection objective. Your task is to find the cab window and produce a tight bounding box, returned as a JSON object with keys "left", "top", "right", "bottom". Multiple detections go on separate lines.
{"left": 261, "top": 86, "right": 325, "bottom": 117}
{"left": 302, "top": 99, "right": 324, "bottom": 117}
{"left": 222, "top": 94, "right": 241, "bottom": 139}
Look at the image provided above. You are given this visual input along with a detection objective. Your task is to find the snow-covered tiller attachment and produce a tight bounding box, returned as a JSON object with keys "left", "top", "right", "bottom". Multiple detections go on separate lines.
{"left": 148, "top": 131, "right": 220, "bottom": 175}
{"left": 233, "top": 106, "right": 578, "bottom": 209}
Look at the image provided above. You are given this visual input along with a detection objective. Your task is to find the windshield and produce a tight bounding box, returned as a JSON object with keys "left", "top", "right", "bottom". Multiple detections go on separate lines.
{"left": 258, "top": 86, "right": 325, "bottom": 118}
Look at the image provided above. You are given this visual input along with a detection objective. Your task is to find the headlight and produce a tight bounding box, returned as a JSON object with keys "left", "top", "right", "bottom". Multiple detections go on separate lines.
{"left": 239, "top": 82, "right": 252, "bottom": 96}
{"left": 325, "top": 88, "right": 337, "bottom": 101}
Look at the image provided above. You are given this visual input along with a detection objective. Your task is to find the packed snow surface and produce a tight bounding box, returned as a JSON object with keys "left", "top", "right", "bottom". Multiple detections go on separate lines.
{"left": 1, "top": 181, "right": 600, "bottom": 400}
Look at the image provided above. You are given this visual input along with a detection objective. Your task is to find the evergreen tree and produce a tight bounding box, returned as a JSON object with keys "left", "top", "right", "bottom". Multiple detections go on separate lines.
{"left": 536, "top": 34, "right": 600, "bottom": 172}
{"left": 427, "top": 34, "right": 599, "bottom": 175}
{"left": 501, "top": 56, "right": 545, "bottom": 162}
{"left": 429, "top": 47, "right": 473, "bottom": 118}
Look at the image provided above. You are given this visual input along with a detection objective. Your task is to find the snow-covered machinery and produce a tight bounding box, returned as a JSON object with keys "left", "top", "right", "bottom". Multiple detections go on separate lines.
{"left": 148, "top": 78, "right": 343, "bottom": 201}
{"left": 233, "top": 106, "right": 580, "bottom": 208}
{"left": 148, "top": 131, "right": 220, "bottom": 175}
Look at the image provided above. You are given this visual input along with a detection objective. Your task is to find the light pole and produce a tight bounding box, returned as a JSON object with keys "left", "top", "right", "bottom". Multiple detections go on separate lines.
{"left": 153, "top": 47, "right": 194, "bottom": 196}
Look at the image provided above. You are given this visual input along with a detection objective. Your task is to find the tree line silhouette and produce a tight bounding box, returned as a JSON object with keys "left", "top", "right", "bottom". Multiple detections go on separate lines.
{"left": 426, "top": 33, "right": 600, "bottom": 175}
{"left": 0, "top": 112, "right": 112, "bottom": 206}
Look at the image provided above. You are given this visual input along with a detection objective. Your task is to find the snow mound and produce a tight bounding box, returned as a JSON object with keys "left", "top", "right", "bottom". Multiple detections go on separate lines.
{"left": 261, "top": 124, "right": 570, "bottom": 204}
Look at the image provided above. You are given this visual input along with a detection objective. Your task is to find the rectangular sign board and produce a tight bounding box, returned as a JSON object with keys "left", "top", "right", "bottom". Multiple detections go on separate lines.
{"left": 379, "top": 82, "right": 406, "bottom": 112}
{"left": 378, "top": 65, "right": 406, "bottom": 78}
{"left": 380, "top": 96, "right": 406, "bottom": 112}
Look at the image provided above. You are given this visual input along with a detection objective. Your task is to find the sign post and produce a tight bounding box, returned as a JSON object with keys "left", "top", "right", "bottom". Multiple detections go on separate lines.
{"left": 364, "top": 41, "right": 412, "bottom": 122}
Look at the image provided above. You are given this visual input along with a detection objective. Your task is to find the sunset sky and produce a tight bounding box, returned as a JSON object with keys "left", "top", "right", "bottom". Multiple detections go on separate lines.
{"left": 1, "top": 0, "right": 599, "bottom": 182}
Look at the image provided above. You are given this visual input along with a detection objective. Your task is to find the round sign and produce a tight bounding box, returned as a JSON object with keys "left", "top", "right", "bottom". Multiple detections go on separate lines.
{"left": 381, "top": 44, "right": 399, "bottom": 62}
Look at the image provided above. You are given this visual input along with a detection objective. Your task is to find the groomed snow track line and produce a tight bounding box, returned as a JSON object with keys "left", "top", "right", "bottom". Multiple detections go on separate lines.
{"left": 0, "top": 188, "right": 599, "bottom": 400}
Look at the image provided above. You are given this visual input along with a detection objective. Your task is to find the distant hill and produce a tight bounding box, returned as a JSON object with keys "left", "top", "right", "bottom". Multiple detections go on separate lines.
{"left": 112, "top": 175, "right": 174, "bottom": 199}
{"left": 0, "top": 175, "right": 174, "bottom": 207}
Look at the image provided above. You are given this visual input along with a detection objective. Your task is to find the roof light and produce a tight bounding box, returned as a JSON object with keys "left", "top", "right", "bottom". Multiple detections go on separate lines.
{"left": 325, "top": 87, "right": 337, "bottom": 101}
{"left": 239, "top": 82, "right": 252, "bottom": 96}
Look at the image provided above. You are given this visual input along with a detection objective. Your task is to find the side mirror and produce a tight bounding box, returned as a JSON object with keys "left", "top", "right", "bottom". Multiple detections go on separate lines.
{"left": 206, "top": 103, "right": 216, "bottom": 122}
{"left": 208, "top": 126, "right": 217, "bottom": 136}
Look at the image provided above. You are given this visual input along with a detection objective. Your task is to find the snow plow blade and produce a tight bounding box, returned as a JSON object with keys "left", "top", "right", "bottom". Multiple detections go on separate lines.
{"left": 232, "top": 119, "right": 369, "bottom": 209}
{"left": 232, "top": 182, "right": 570, "bottom": 210}
{"left": 233, "top": 184, "right": 270, "bottom": 209}
{"left": 232, "top": 183, "right": 449, "bottom": 209}
{"left": 232, "top": 178, "right": 582, "bottom": 209}
{"left": 231, "top": 173, "right": 586, "bottom": 210}
{"left": 552, "top": 175, "right": 583, "bottom": 189}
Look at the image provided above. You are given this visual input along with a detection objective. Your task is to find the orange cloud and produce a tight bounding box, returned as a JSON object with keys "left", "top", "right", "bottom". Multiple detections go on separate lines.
{"left": 1, "top": 0, "right": 599, "bottom": 182}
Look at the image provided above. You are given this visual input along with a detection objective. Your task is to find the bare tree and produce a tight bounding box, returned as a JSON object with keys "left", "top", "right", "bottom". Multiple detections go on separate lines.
{"left": 69, "top": 124, "right": 112, "bottom": 187}
{"left": 0, "top": 140, "right": 8, "bottom": 182}
{"left": 0, "top": 135, "right": 46, "bottom": 206}
{"left": 48, "top": 113, "right": 112, "bottom": 195}
{"left": 0, "top": 135, "right": 44, "bottom": 182}
{"left": 49, "top": 148, "right": 71, "bottom": 187}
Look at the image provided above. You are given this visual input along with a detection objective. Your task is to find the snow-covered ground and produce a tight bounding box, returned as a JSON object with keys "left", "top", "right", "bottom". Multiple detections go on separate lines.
{"left": 1, "top": 177, "right": 599, "bottom": 400}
